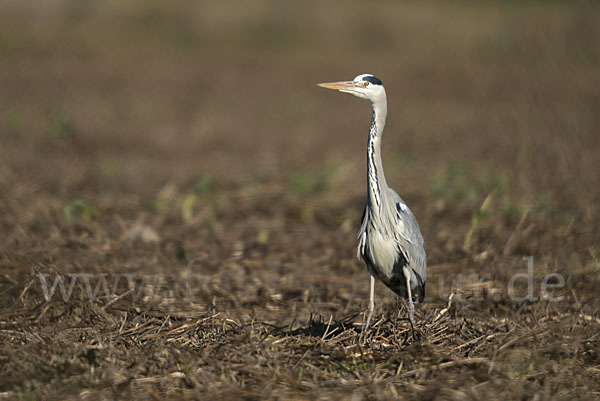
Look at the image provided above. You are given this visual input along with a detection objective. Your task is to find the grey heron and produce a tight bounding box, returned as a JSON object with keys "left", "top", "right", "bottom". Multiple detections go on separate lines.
{"left": 318, "top": 74, "right": 427, "bottom": 330}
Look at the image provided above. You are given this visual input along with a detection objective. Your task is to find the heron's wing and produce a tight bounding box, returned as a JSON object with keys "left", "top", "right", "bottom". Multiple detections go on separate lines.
{"left": 357, "top": 204, "right": 369, "bottom": 260}
{"left": 385, "top": 189, "right": 427, "bottom": 284}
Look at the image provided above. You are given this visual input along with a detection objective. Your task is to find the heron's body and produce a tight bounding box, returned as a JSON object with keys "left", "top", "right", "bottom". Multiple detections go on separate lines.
{"left": 318, "top": 74, "right": 426, "bottom": 329}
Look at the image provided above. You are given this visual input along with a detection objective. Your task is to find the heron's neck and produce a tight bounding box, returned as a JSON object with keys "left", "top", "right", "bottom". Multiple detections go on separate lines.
{"left": 366, "top": 102, "right": 388, "bottom": 212}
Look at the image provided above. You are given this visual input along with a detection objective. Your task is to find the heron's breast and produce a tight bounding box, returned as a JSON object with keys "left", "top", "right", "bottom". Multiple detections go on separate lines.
{"left": 365, "top": 230, "right": 398, "bottom": 279}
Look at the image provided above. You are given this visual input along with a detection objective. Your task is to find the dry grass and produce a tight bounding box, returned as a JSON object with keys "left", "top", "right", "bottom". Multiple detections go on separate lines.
{"left": 1, "top": 0, "right": 599, "bottom": 400}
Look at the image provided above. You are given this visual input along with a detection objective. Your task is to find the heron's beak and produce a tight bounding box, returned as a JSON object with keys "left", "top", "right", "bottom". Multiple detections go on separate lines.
{"left": 317, "top": 81, "right": 357, "bottom": 92}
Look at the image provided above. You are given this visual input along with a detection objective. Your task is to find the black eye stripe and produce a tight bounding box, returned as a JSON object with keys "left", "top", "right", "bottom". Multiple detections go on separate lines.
{"left": 363, "top": 75, "right": 382, "bottom": 85}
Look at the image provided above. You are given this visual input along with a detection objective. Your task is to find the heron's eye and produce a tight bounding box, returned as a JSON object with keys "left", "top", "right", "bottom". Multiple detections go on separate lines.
{"left": 363, "top": 81, "right": 369, "bottom": 87}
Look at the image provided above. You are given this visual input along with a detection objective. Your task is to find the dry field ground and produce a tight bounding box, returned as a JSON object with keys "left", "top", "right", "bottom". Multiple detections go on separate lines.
{"left": 1, "top": 1, "right": 599, "bottom": 400}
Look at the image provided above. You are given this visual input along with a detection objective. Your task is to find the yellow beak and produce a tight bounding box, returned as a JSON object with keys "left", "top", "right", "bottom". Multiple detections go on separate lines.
{"left": 317, "top": 81, "right": 356, "bottom": 91}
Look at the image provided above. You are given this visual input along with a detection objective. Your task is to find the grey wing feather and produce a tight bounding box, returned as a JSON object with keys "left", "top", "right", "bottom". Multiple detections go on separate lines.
{"left": 386, "top": 188, "right": 427, "bottom": 284}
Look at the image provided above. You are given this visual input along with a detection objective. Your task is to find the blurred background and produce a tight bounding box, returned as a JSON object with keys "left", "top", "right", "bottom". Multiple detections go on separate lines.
{"left": 1, "top": 1, "right": 600, "bottom": 398}
{"left": 1, "top": 0, "right": 599, "bottom": 298}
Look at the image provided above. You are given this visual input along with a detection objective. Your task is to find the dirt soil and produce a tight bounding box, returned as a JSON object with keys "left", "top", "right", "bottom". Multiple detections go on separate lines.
{"left": 1, "top": 1, "right": 599, "bottom": 400}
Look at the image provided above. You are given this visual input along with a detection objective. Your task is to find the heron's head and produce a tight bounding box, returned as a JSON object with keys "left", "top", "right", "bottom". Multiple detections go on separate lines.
{"left": 318, "top": 74, "right": 386, "bottom": 105}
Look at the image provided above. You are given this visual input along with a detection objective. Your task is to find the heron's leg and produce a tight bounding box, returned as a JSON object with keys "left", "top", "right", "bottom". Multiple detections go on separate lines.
{"left": 365, "top": 275, "right": 376, "bottom": 331}
{"left": 402, "top": 266, "right": 415, "bottom": 324}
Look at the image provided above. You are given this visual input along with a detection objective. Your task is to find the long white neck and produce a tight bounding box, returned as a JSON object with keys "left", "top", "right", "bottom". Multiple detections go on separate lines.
{"left": 366, "top": 100, "right": 388, "bottom": 213}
